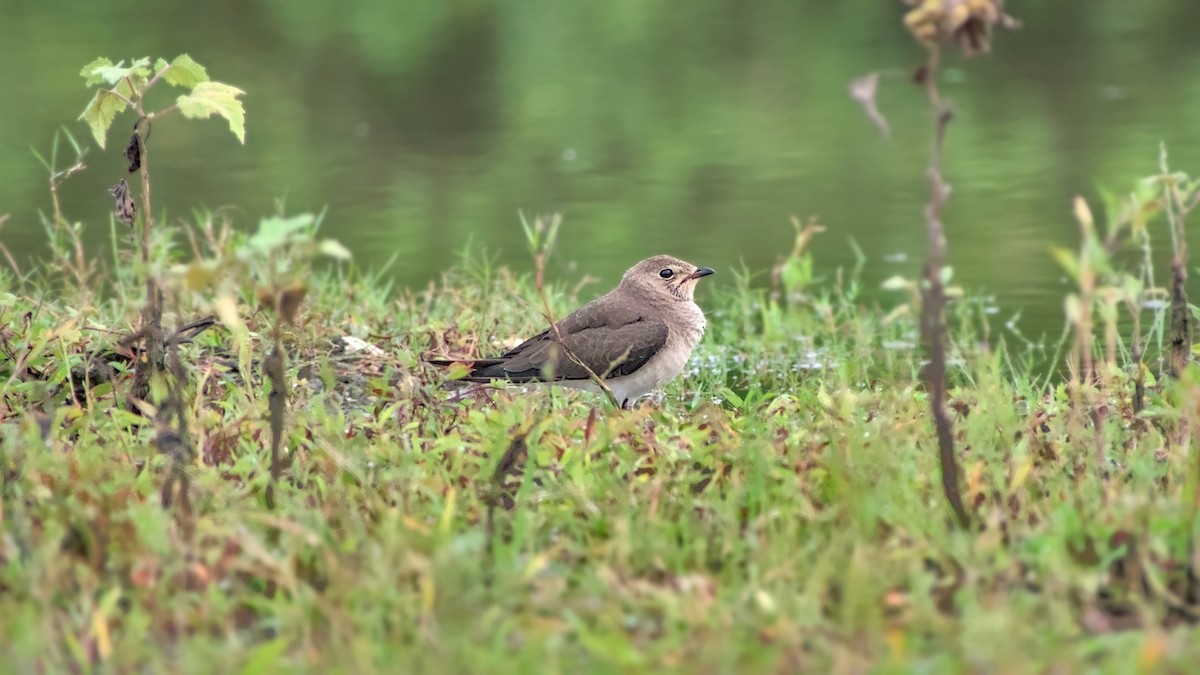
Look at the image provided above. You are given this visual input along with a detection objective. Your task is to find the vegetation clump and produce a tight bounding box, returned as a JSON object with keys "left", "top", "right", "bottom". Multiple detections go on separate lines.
{"left": 2, "top": 21, "right": 1200, "bottom": 673}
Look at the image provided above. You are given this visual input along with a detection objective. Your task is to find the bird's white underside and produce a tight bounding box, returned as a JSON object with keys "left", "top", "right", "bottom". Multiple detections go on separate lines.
{"left": 561, "top": 303, "right": 706, "bottom": 405}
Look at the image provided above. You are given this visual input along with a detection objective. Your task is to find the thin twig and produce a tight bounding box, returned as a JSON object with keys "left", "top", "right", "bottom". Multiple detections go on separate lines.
{"left": 526, "top": 214, "right": 622, "bottom": 408}
{"left": 0, "top": 214, "right": 19, "bottom": 278}
{"left": 148, "top": 104, "right": 178, "bottom": 121}
{"left": 534, "top": 258, "right": 621, "bottom": 409}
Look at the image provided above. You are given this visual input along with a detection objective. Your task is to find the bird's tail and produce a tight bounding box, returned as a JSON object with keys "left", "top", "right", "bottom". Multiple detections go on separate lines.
{"left": 424, "top": 356, "right": 509, "bottom": 382}
{"left": 424, "top": 356, "right": 548, "bottom": 384}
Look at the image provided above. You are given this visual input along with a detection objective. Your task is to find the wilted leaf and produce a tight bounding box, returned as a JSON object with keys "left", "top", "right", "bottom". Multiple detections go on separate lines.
{"left": 177, "top": 81, "right": 247, "bottom": 143}
{"left": 318, "top": 239, "right": 352, "bottom": 261}
{"left": 123, "top": 131, "right": 141, "bottom": 173}
{"left": 107, "top": 179, "right": 136, "bottom": 225}
{"left": 849, "top": 72, "right": 890, "bottom": 139}
{"left": 256, "top": 287, "right": 277, "bottom": 313}
{"left": 278, "top": 282, "right": 307, "bottom": 325}
{"left": 904, "top": 0, "right": 1020, "bottom": 58}
{"left": 156, "top": 54, "right": 208, "bottom": 88}
{"left": 79, "top": 90, "right": 129, "bottom": 149}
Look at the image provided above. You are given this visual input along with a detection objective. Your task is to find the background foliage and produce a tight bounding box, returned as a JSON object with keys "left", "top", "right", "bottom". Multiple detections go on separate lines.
{"left": 3, "top": 1, "right": 1200, "bottom": 341}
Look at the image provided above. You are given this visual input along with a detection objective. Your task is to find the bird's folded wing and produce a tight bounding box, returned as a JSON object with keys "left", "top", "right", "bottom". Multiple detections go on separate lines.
{"left": 486, "top": 319, "right": 669, "bottom": 382}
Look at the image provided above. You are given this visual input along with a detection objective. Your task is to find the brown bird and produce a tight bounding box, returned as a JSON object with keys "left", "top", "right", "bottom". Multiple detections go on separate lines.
{"left": 427, "top": 255, "right": 715, "bottom": 409}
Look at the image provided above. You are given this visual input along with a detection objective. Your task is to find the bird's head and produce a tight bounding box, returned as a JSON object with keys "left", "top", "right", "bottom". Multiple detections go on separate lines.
{"left": 620, "top": 255, "right": 715, "bottom": 302}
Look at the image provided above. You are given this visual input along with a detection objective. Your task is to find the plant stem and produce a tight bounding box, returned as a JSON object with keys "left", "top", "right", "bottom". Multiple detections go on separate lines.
{"left": 534, "top": 251, "right": 621, "bottom": 409}
{"left": 917, "top": 48, "right": 970, "bottom": 530}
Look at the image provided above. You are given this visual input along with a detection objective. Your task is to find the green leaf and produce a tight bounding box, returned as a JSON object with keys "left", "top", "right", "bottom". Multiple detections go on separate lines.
{"left": 80, "top": 57, "right": 115, "bottom": 86}
{"left": 81, "top": 57, "right": 151, "bottom": 87}
{"left": 318, "top": 239, "right": 352, "bottom": 261}
{"left": 239, "top": 636, "right": 291, "bottom": 675}
{"left": 177, "top": 81, "right": 246, "bottom": 143}
{"left": 158, "top": 54, "right": 209, "bottom": 88}
{"left": 78, "top": 90, "right": 129, "bottom": 149}
{"left": 248, "top": 214, "right": 315, "bottom": 252}
{"left": 1050, "top": 246, "right": 1080, "bottom": 283}
{"left": 720, "top": 387, "right": 744, "bottom": 408}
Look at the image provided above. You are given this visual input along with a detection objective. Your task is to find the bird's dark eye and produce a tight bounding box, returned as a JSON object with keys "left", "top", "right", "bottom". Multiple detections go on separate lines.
{"left": 659, "top": 268, "right": 674, "bottom": 279}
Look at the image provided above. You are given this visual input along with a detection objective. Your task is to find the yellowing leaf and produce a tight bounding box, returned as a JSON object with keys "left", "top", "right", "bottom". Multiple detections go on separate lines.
{"left": 91, "top": 610, "right": 112, "bottom": 661}
{"left": 1010, "top": 456, "right": 1034, "bottom": 492}
{"left": 1064, "top": 294, "right": 1082, "bottom": 325}
{"left": 438, "top": 488, "right": 457, "bottom": 537}
{"left": 1073, "top": 195, "right": 1094, "bottom": 232}
{"left": 318, "top": 239, "right": 352, "bottom": 261}
{"left": 1138, "top": 633, "right": 1167, "bottom": 673}
{"left": 882, "top": 304, "right": 911, "bottom": 325}
{"left": 213, "top": 295, "right": 243, "bottom": 333}
{"left": 420, "top": 574, "right": 436, "bottom": 613}
{"left": 177, "top": 81, "right": 247, "bottom": 143}
{"left": 522, "top": 553, "right": 551, "bottom": 580}
{"left": 91, "top": 587, "right": 123, "bottom": 662}
{"left": 1050, "top": 246, "right": 1080, "bottom": 283}
{"left": 182, "top": 260, "right": 221, "bottom": 291}
{"left": 79, "top": 90, "right": 129, "bottom": 149}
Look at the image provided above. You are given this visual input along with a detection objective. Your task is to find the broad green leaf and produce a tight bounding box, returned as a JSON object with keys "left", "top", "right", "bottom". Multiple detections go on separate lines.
{"left": 79, "top": 90, "right": 129, "bottom": 149}
{"left": 81, "top": 57, "right": 151, "bottom": 87}
{"left": 80, "top": 57, "right": 115, "bottom": 86}
{"left": 239, "top": 636, "right": 291, "bottom": 675}
{"left": 318, "top": 239, "right": 352, "bottom": 260}
{"left": 1122, "top": 275, "right": 1144, "bottom": 299}
{"left": 158, "top": 54, "right": 209, "bottom": 88}
{"left": 248, "top": 214, "right": 315, "bottom": 252}
{"left": 177, "top": 81, "right": 246, "bottom": 143}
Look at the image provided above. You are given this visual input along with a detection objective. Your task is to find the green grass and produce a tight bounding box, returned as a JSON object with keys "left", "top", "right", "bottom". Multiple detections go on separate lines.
{"left": 2, "top": 241, "right": 1199, "bottom": 674}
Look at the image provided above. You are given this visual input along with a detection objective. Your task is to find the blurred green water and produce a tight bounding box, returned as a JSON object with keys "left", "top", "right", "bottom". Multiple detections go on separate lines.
{"left": 2, "top": 0, "right": 1200, "bottom": 350}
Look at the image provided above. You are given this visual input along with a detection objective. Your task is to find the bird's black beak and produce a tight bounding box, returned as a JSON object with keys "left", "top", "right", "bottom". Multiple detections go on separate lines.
{"left": 684, "top": 266, "right": 715, "bottom": 282}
